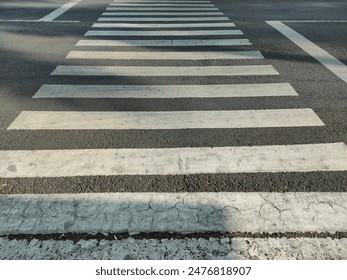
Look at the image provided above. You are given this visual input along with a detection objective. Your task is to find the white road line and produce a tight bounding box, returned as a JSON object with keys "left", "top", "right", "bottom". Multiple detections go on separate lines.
{"left": 38, "top": 1, "right": 80, "bottom": 22}
{"left": 106, "top": 7, "right": 219, "bottom": 11}
{"left": 102, "top": 12, "right": 224, "bottom": 16}
{"left": 110, "top": 3, "right": 215, "bottom": 6}
{"left": 7, "top": 109, "right": 323, "bottom": 130}
{"left": 0, "top": 19, "right": 80, "bottom": 23}
{"left": 92, "top": 22, "right": 235, "bottom": 28}
{"left": 0, "top": 143, "right": 346, "bottom": 178}
{"left": 84, "top": 30, "right": 243, "bottom": 36}
{"left": 51, "top": 65, "right": 277, "bottom": 76}
{"left": 76, "top": 38, "right": 251, "bottom": 46}
{"left": 33, "top": 83, "right": 298, "bottom": 99}
{"left": 267, "top": 21, "right": 347, "bottom": 83}
{"left": 66, "top": 50, "right": 263, "bottom": 60}
{"left": 1, "top": 192, "right": 347, "bottom": 234}
{"left": 113, "top": 0, "right": 212, "bottom": 2}
{"left": 97, "top": 17, "right": 229, "bottom": 22}
{"left": 281, "top": 20, "right": 347, "bottom": 22}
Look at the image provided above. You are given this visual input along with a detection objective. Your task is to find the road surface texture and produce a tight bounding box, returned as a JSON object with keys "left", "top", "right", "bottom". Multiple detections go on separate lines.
{"left": 0, "top": 0, "right": 346, "bottom": 259}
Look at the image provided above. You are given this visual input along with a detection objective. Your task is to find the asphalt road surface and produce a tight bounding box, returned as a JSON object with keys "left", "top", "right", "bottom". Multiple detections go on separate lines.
{"left": 0, "top": 0, "right": 346, "bottom": 260}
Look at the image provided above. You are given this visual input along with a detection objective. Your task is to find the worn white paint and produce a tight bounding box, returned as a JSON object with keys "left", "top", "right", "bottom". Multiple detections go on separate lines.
{"left": 84, "top": 30, "right": 243, "bottom": 36}
{"left": 92, "top": 22, "right": 235, "bottom": 28}
{"left": 267, "top": 21, "right": 347, "bottom": 83}
{"left": 66, "top": 50, "right": 262, "bottom": 60}
{"left": 33, "top": 83, "right": 298, "bottom": 99}
{"left": 1, "top": 192, "right": 347, "bottom": 233}
{"left": 51, "top": 65, "right": 277, "bottom": 76}
{"left": 38, "top": 1, "right": 80, "bottom": 22}
{"left": 7, "top": 109, "right": 323, "bottom": 130}
{"left": 102, "top": 12, "right": 224, "bottom": 16}
{"left": 106, "top": 7, "right": 219, "bottom": 11}
{"left": 76, "top": 38, "right": 251, "bottom": 47}
{"left": 97, "top": 17, "right": 229, "bottom": 22}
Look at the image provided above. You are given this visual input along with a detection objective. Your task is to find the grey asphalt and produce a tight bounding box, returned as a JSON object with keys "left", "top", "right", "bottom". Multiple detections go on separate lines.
{"left": 0, "top": 0, "right": 346, "bottom": 194}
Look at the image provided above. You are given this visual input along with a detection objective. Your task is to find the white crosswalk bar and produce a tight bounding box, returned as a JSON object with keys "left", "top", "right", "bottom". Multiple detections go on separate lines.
{"left": 66, "top": 50, "right": 263, "bottom": 60}
{"left": 113, "top": 1, "right": 212, "bottom": 2}
{"left": 33, "top": 83, "right": 299, "bottom": 99}
{"left": 84, "top": 30, "right": 243, "bottom": 36}
{"left": 51, "top": 65, "right": 276, "bottom": 76}
{"left": 0, "top": 143, "right": 346, "bottom": 178}
{"left": 97, "top": 17, "right": 229, "bottom": 22}
{"left": 106, "top": 7, "right": 219, "bottom": 11}
{"left": 76, "top": 38, "right": 251, "bottom": 46}
{"left": 92, "top": 22, "right": 235, "bottom": 28}
{"left": 7, "top": 109, "right": 323, "bottom": 130}
{"left": 102, "top": 12, "right": 224, "bottom": 16}
{"left": 109, "top": 3, "right": 215, "bottom": 6}
{"left": 1, "top": 192, "right": 347, "bottom": 234}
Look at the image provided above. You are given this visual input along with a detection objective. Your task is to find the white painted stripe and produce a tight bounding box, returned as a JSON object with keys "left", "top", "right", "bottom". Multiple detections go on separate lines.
{"left": 51, "top": 65, "right": 278, "bottom": 76}
{"left": 38, "top": 1, "right": 80, "bottom": 22}
{"left": 0, "top": 143, "right": 346, "bottom": 178}
{"left": 102, "top": 12, "right": 224, "bottom": 16}
{"left": 66, "top": 50, "right": 263, "bottom": 60}
{"left": 97, "top": 17, "right": 229, "bottom": 22}
{"left": 76, "top": 38, "right": 251, "bottom": 47}
{"left": 106, "top": 7, "right": 219, "bottom": 11}
{"left": 84, "top": 30, "right": 243, "bottom": 36}
{"left": 8, "top": 109, "right": 322, "bottom": 130}
{"left": 33, "top": 83, "right": 299, "bottom": 99}
{"left": 92, "top": 22, "right": 235, "bottom": 28}
{"left": 0, "top": 19, "right": 80, "bottom": 23}
{"left": 1, "top": 237, "right": 347, "bottom": 260}
{"left": 281, "top": 20, "right": 347, "bottom": 22}
{"left": 113, "top": 0, "right": 212, "bottom": 2}
{"left": 110, "top": 3, "right": 215, "bottom": 6}
{"left": 267, "top": 21, "right": 347, "bottom": 83}
{"left": 1, "top": 192, "right": 347, "bottom": 234}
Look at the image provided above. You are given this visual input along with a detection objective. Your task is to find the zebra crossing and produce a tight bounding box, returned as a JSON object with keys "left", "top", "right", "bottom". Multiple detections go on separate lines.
{"left": 1, "top": 0, "right": 347, "bottom": 259}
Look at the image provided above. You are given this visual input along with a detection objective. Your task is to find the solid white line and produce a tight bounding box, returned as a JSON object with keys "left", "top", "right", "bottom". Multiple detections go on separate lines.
{"left": 76, "top": 39, "right": 251, "bottom": 46}
{"left": 267, "top": 21, "right": 347, "bottom": 83}
{"left": 7, "top": 109, "right": 323, "bottom": 130}
{"left": 106, "top": 7, "right": 219, "bottom": 11}
{"left": 281, "top": 20, "right": 347, "bottom": 22}
{"left": 110, "top": 3, "right": 215, "bottom": 6}
{"left": 0, "top": 143, "right": 346, "bottom": 178}
{"left": 97, "top": 17, "right": 229, "bottom": 22}
{"left": 84, "top": 30, "right": 243, "bottom": 36}
{"left": 33, "top": 83, "right": 298, "bottom": 99}
{"left": 92, "top": 22, "right": 235, "bottom": 28}
{"left": 102, "top": 12, "right": 224, "bottom": 16}
{"left": 51, "top": 65, "right": 277, "bottom": 76}
{"left": 113, "top": 0, "right": 212, "bottom": 2}
{"left": 38, "top": 1, "right": 80, "bottom": 22}
{"left": 66, "top": 50, "right": 262, "bottom": 60}
{"left": 0, "top": 19, "right": 80, "bottom": 23}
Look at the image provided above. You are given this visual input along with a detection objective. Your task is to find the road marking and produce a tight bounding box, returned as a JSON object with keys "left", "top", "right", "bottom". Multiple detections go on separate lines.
{"left": 97, "top": 17, "right": 229, "bottom": 22}
{"left": 84, "top": 30, "right": 243, "bottom": 36}
{"left": 281, "top": 20, "right": 347, "bottom": 23}
{"left": 66, "top": 50, "right": 263, "bottom": 60}
{"left": 33, "top": 83, "right": 298, "bottom": 99}
{"left": 106, "top": 7, "right": 219, "bottom": 11}
{"left": 8, "top": 109, "right": 323, "bottom": 130}
{"left": 1, "top": 143, "right": 346, "bottom": 178}
{"left": 0, "top": 19, "right": 80, "bottom": 23}
{"left": 102, "top": 12, "right": 224, "bottom": 16}
{"left": 34, "top": 83, "right": 297, "bottom": 99}
{"left": 267, "top": 21, "right": 347, "bottom": 83}
{"left": 76, "top": 38, "right": 251, "bottom": 47}
{"left": 1, "top": 192, "right": 347, "bottom": 234}
{"left": 113, "top": 0, "right": 212, "bottom": 2}
{"left": 51, "top": 65, "right": 278, "bottom": 76}
{"left": 110, "top": 3, "right": 215, "bottom": 6}
{"left": 92, "top": 22, "right": 235, "bottom": 28}
{"left": 38, "top": 1, "right": 81, "bottom": 22}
